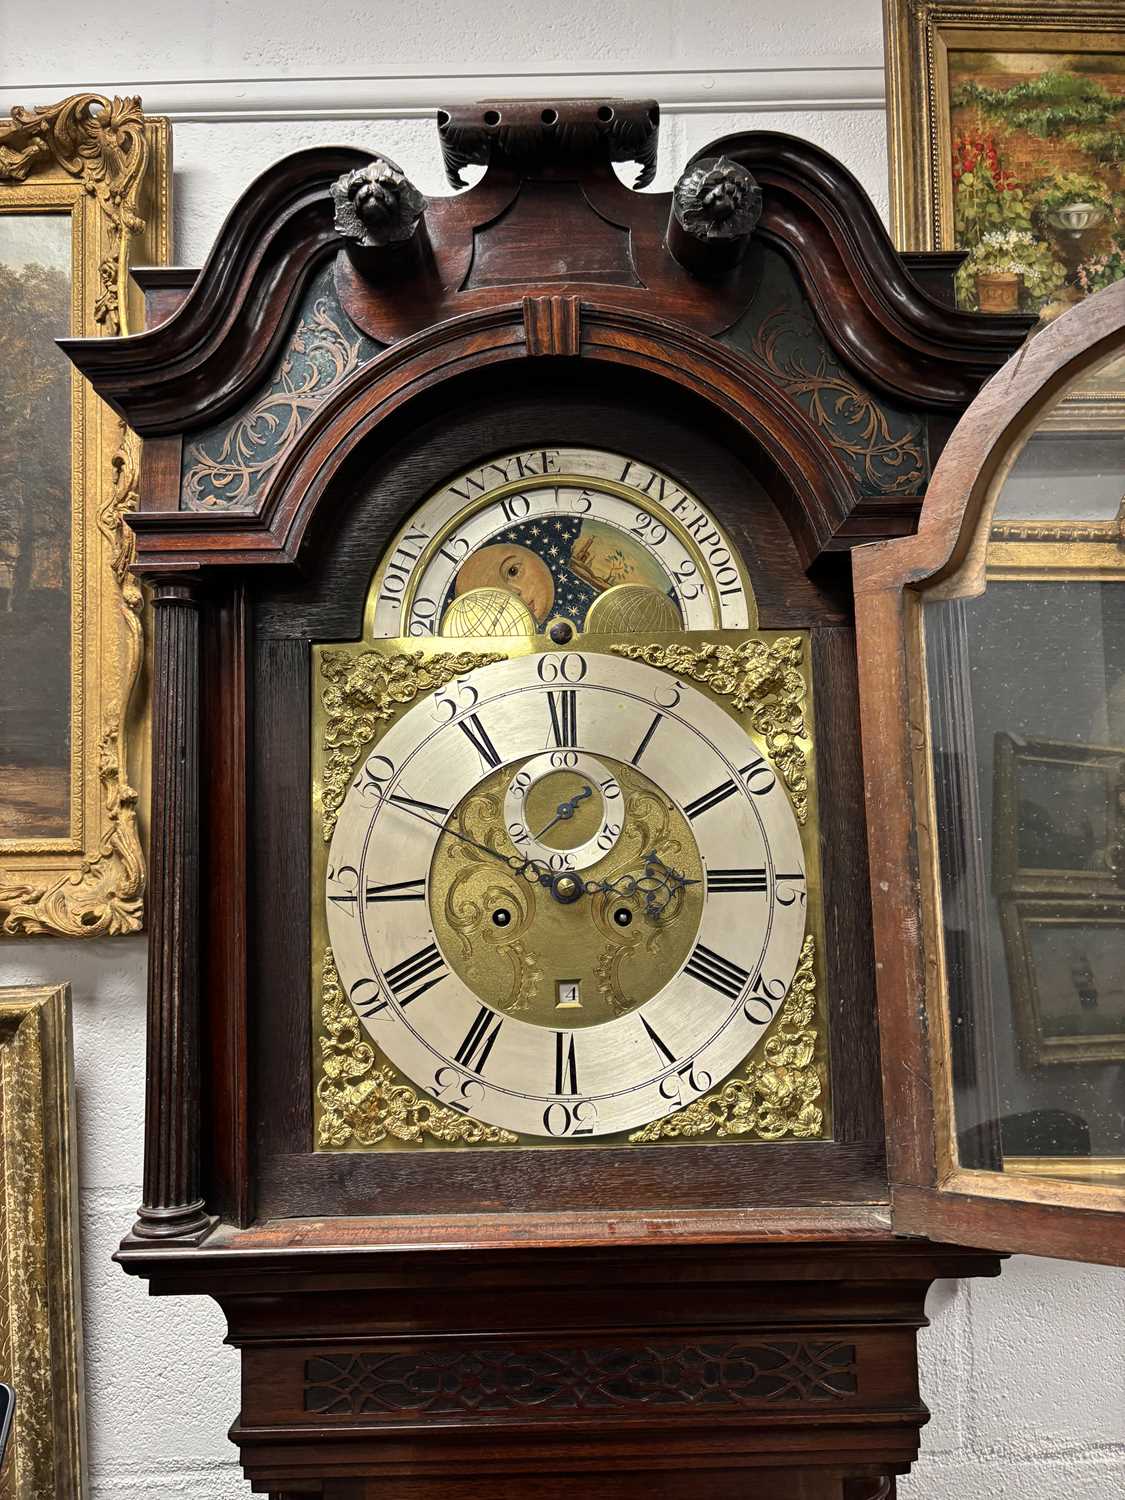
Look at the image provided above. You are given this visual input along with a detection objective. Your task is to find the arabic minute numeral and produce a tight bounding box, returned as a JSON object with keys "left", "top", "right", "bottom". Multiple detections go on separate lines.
{"left": 537, "top": 653, "right": 587, "bottom": 683}
{"left": 432, "top": 1065, "right": 485, "bottom": 1116}
{"left": 659, "top": 1059, "right": 714, "bottom": 1104}
{"left": 775, "top": 872, "right": 807, "bottom": 907}
{"left": 683, "top": 942, "right": 750, "bottom": 1002}
{"left": 744, "top": 973, "right": 787, "bottom": 1025}
{"left": 542, "top": 1099, "right": 597, "bottom": 1136}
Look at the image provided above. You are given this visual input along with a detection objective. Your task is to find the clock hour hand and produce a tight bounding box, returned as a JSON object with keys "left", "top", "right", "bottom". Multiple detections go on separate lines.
{"left": 532, "top": 784, "right": 592, "bottom": 841}
{"left": 385, "top": 794, "right": 553, "bottom": 885}
{"left": 584, "top": 852, "right": 700, "bottom": 921}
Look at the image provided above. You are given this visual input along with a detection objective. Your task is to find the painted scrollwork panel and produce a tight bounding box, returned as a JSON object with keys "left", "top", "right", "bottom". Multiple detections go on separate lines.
{"left": 180, "top": 263, "right": 382, "bottom": 513}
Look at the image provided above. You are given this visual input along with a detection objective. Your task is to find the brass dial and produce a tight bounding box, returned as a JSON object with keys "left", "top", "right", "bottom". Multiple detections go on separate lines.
{"left": 429, "top": 758, "right": 705, "bottom": 1030}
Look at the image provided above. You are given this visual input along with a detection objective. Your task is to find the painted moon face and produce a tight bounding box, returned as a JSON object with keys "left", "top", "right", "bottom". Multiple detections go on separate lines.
{"left": 453, "top": 544, "right": 555, "bottom": 623}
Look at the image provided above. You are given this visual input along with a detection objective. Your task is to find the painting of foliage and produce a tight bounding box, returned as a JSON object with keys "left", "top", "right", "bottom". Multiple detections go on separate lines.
{"left": 947, "top": 51, "right": 1125, "bottom": 316}
{"left": 0, "top": 216, "right": 71, "bottom": 839}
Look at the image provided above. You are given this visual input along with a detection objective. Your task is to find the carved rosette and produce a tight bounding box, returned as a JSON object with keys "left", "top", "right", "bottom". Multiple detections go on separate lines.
{"left": 610, "top": 636, "right": 809, "bottom": 822}
{"left": 629, "top": 934, "right": 822, "bottom": 1143}
{"left": 319, "top": 647, "right": 505, "bottom": 840}
{"left": 317, "top": 948, "right": 517, "bottom": 1148}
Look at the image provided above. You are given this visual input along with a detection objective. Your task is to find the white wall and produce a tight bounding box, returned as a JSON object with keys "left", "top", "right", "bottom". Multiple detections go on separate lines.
{"left": 2, "top": 4, "right": 1123, "bottom": 1496}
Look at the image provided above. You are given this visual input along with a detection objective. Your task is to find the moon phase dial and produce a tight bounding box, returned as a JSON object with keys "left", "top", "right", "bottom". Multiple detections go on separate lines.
{"left": 325, "top": 650, "right": 808, "bottom": 1140}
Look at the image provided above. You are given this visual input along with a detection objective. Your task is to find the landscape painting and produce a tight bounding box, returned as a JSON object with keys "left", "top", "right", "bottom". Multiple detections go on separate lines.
{"left": 946, "top": 49, "right": 1125, "bottom": 350}
{"left": 0, "top": 214, "right": 72, "bottom": 839}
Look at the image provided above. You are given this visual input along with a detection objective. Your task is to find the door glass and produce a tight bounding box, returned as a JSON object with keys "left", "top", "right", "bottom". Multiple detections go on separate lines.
{"left": 923, "top": 343, "right": 1125, "bottom": 1189}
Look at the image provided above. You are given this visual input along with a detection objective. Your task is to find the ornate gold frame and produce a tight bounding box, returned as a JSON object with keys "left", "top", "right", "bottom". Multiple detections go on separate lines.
{"left": 0, "top": 984, "right": 85, "bottom": 1496}
{"left": 883, "top": 0, "right": 1125, "bottom": 427}
{"left": 0, "top": 96, "right": 171, "bottom": 936}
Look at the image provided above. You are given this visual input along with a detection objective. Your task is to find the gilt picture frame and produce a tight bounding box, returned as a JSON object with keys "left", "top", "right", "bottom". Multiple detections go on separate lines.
{"left": 883, "top": 0, "right": 1125, "bottom": 428}
{"left": 0, "top": 984, "right": 85, "bottom": 1497}
{"left": 0, "top": 96, "right": 171, "bottom": 936}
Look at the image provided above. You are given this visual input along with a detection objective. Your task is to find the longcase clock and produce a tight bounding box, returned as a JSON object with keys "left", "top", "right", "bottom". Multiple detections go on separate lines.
{"left": 64, "top": 100, "right": 1125, "bottom": 1500}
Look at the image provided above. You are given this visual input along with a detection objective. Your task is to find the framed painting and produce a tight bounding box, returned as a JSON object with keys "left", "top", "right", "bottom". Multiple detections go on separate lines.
{"left": 0, "top": 96, "right": 171, "bottom": 936}
{"left": 884, "top": 0, "right": 1125, "bottom": 426}
{"left": 0, "top": 984, "right": 85, "bottom": 1496}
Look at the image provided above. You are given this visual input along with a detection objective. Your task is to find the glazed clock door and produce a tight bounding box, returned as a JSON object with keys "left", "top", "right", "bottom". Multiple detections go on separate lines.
{"left": 857, "top": 279, "right": 1125, "bottom": 1267}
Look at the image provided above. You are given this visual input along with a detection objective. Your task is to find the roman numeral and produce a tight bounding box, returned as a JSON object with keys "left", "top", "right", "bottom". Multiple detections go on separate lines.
{"left": 631, "top": 712, "right": 662, "bottom": 765}
{"left": 546, "top": 690, "right": 578, "bottom": 748}
{"left": 683, "top": 943, "right": 750, "bottom": 1002}
{"left": 640, "top": 1016, "right": 677, "bottom": 1067}
{"left": 365, "top": 878, "right": 426, "bottom": 902}
{"left": 459, "top": 713, "right": 501, "bottom": 770}
{"left": 706, "top": 868, "right": 768, "bottom": 894}
{"left": 382, "top": 943, "right": 447, "bottom": 1008}
{"left": 683, "top": 761, "right": 769, "bottom": 820}
{"left": 554, "top": 1032, "right": 579, "bottom": 1095}
{"left": 387, "top": 790, "right": 449, "bottom": 821}
{"left": 454, "top": 1005, "right": 504, "bottom": 1074}
{"left": 683, "top": 777, "right": 740, "bottom": 821}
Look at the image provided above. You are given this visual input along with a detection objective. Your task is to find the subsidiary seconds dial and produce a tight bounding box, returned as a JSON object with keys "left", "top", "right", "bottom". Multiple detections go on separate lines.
{"left": 326, "top": 652, "right": 807, "bottom": 1139}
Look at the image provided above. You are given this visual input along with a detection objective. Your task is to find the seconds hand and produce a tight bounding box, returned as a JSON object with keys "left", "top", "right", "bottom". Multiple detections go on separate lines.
{"left": 532, "top": 784, "right": 592, "bottom": 841}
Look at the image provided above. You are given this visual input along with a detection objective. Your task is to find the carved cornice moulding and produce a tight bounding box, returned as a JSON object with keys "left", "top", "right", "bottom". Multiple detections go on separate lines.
{"left": 697, "top": 131, "right": 1036, "bottom": 401}
{"left": 64, "top": 130, "right": 1029, "bottom": 445}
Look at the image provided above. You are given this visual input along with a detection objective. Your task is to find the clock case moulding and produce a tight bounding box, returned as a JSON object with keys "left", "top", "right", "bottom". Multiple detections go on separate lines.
{"left": 63, "top": 100, "right": 1068, "bottom": 1500}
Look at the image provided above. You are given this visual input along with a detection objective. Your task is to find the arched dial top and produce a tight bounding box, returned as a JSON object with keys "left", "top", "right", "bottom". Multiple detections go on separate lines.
{"left": 366, "top": 448, "right": 755, "bottom": 641}
{"left": 326, "top": 650, "right": 806, "bottom": 1141}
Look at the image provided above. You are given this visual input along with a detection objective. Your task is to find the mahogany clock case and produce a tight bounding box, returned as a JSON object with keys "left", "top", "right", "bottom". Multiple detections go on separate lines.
{"left": 244, "top": 368, "right": 882, "bottom": 1224}
{"left": 59, "top": 106, "right": 1061, "bottom": 1497}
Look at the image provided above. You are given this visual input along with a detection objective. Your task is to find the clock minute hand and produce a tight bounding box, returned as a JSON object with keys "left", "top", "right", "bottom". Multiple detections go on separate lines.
{"left": 385, "top": 794, "right": 551, "bottom": 884}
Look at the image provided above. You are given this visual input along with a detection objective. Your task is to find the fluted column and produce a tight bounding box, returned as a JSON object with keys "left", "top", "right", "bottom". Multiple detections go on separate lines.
{"left": 132, "top": 580, "right": 213, "bottom": 1242}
